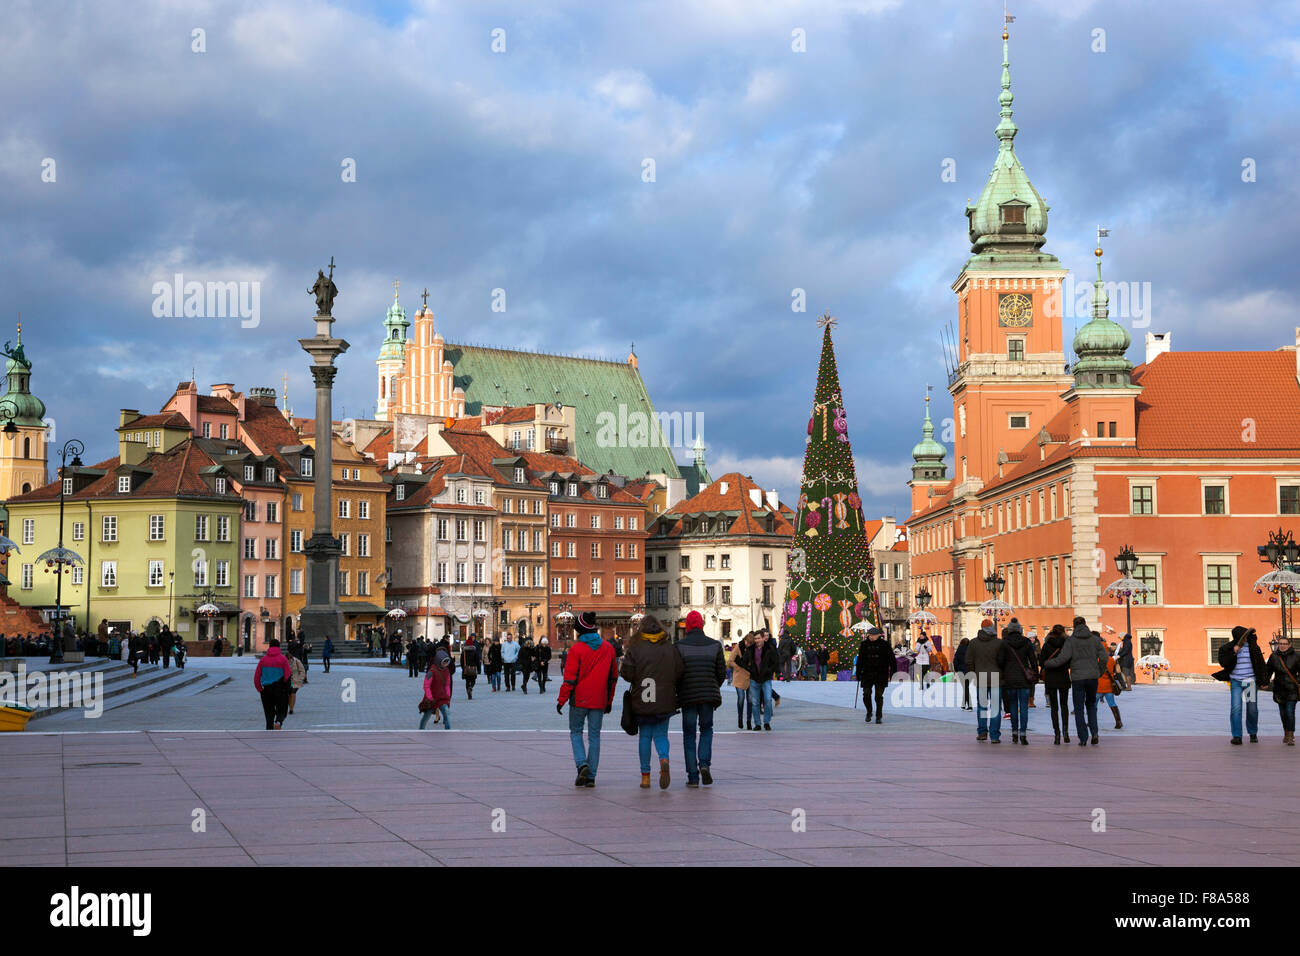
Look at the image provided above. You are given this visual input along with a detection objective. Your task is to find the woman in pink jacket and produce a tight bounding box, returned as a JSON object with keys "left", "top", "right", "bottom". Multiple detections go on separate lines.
{"left": 254, "top": 639, "right": 294, "bottom": 730}
{"left": 419, "top": 649, "right": 453, "bottom": 729}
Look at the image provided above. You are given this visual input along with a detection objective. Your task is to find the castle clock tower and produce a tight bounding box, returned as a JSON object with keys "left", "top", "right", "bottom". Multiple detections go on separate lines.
{"left": 948, "top": 27, "right": 1073, "bottom": 492}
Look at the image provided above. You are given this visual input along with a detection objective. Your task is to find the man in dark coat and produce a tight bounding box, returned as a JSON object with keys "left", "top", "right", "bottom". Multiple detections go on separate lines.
{"left": 854, "top": 627, "right": 895, "bottom": 724}
{"left": 965, "top": 618, "right": 1003, "bottom": 742}
{"left": 738, "top": 630, "right": 779, "bottom": 730}
{"left": 777, "top": 632, "right": 795, "bottom": 681}
{"left": 1217, "top": 625, "right": 1268, "bottom": 744}
{"left": 1117, "top": 633, "right": 1135, "bottom": 687}
{"left": 675, "top": 611, "right": 725, "bottom": 787}
{"left": 996, "top": 618, "right": 1038, "bottom": 744}
{"left": 518, "top": 638, "right": 535, "bottom": 694}
{"left": 1044, "top": 616, "right": 1111, "bottom": 746}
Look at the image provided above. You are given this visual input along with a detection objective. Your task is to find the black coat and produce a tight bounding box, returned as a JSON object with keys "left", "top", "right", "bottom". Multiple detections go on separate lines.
{"left": 854, "top": 638, "right": 895, "bottom": 684}
{"left": 518, "top": 644, "right": 535, "bottom": 671}
{"left": 535, "top": 644, "right": 552, "bottom": 668}
{"left": 738, "top": 640, "right": 779, "bottom": 683}
{"left": 620, "top": 635, "right": 684, "bottom": 716}
{"left": 996, "top": 629, "right": 1038, "bottom": 689}
{"left": 1267, "top": 649, "right": 1300, "bottom": 703}
{"left": 675, "top": 628, "right": 725, "bottom": 708}
{"left": 486, "top": 643, "right": 502, "bottom": 674}
{"left": 1216, "top": 635, "right": 1268, "bottom": 685}
{"left": 1038, "top": 635, "right": 1071, "bottom": 689}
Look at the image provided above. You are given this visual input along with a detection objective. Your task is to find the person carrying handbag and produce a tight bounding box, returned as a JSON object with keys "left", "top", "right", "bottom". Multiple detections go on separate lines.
{"left": 1043, "top": 616, "right": 1111, "bottom": 746}
{"left": 996, "top": 619, "right": 1038, "bottom": 744}
{"left": 1267, "top": 634, "right": 1300, "bottom": 746}
{"left": 1097, "top": 643, "right": 1124, "bottom": 730}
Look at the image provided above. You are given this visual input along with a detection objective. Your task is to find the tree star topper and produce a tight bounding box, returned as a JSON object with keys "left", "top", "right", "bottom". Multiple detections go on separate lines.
{"left": 817, "top": 311, "right": 837, "bottom": 331}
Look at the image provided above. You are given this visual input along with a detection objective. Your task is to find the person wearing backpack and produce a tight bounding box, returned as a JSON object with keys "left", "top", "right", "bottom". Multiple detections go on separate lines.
{"left": 996, "top": 618, "right": 1038, "bottom": 745}
{"left": 460, "top": 636, "right": 481, "bottom": 700}
{"left": 254, "top": 639, "right": 293, "bottom": 730}
{"left": 1097, "top": 640, "right": 1124, "bottom": 729}
{"left": 557, "top": 611, "right": 619, "bottom": 788}
{"left": 1043, "top": 616, "right": 1111, "bottom": 746}
{"left": 621, "top": 614, "right": 684, "bottom": 789}
{"left": 1266, "top": 633, "right": 1300, "bottom": 746}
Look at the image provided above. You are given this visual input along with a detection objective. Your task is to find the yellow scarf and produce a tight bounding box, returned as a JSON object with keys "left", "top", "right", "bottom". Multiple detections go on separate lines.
{"left": 640, "top": 631, "right": 666, "bottom": 643}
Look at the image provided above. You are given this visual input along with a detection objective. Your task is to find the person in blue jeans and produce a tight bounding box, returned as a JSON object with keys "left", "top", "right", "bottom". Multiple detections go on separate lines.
{"left": 1217, "top": 625, "right": 1267, "bottom": 744}
{"left": 965, "top": 619, "right": 1003, "bottom": 741}
{"left": 556, "top": 612, "right": 618, "bottom": 787}
{"left": 740, "top": 631, "right": 779, "bottom": 731}
{"left": 620, "top": 615, "right": 684, "bottom": 789}
{"left": 676, "top": 611, "right": 726, "bottom": 787}
{"left": 995, "top": 618, "right": 1037, "bottom": 744}
{"left": 1267, "top": 634, "right": 1300, "bottom": 746}
{"left": 1044, "top": 617, "right": 1110, "bottom": 746}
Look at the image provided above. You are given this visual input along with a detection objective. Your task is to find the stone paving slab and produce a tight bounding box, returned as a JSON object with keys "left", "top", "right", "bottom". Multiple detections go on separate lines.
{"left": 2, "top": 728, "right": 1295, "bottom": 867}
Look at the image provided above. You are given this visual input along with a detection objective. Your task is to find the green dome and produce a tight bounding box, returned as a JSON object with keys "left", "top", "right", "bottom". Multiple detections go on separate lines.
{"left": 0, "top": 327, "right": 45, "bottom": 427}
{"left": 911, "top": 396, "right": 947, "bottom": 481}
{"left": 377, "top": 291, "right": 410, "bottom": 362}
{"left": 964, "top": 33, "right": 1058, "bottom": 272}
{"left": 1071, "top": 254, "right": 1133, "bottom": 388}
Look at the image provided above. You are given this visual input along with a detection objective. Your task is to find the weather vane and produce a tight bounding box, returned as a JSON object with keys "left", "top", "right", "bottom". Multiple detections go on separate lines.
{"left": 421, "top": 287, "right": 429, "bottom": 307}
{"left": 817, "top": 311, "right": 837, "bottom": 331}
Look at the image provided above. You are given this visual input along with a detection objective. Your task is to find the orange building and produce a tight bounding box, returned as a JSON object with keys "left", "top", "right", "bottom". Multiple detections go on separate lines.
{"left": 906, "top": 29, "right": 1300, "bottom": 677}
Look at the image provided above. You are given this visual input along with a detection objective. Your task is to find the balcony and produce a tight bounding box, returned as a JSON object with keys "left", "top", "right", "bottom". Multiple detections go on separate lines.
{"left": 545, "top": 437, "right": 569, "bottom": 454}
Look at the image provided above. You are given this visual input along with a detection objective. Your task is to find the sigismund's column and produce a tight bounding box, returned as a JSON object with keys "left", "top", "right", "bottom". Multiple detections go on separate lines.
{"left": 299, "top": 261, "right": 350, "bottom": 645}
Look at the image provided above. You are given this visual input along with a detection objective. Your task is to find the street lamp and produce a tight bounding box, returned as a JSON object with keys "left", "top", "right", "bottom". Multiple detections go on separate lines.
{"left": 1114, "top": 544, "right": 1137, "bottom": 636}
{"left": 46, "top": 439, "right": 85, "bottom": 664}
{"left": 554, "top": 601, "right": 575, "bottom": 645}
{"left": 1256, "top": 528, "right": 1300, "bottom": 643}
{"left": 168, "top": 570, "right": 175, "bottom": 629}
{"left": 983, "top": 572, "right": 1005, "bottom": 598}
{"left": 915, "top": 586, "right": 932, "bottom": 611}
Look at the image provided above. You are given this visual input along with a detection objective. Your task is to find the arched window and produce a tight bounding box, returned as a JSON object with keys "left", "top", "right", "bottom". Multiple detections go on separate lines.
{"left": 380, "top": 376, "right": 386, "bottom": 399}
{"left": 22, "top": 437, "right": 30, "bottom": 458}
{"left": 21, "top": 483, "right": 30, "bottom": 494}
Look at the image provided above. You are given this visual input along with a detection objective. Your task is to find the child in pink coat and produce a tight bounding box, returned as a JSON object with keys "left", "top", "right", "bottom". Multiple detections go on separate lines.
{"left": 419, "top": 650, "right": 452, "bottom": 729}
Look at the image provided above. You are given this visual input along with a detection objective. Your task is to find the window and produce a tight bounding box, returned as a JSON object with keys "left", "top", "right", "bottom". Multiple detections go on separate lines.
{"left": 1134, "top": 563, "right": 1158, "bottom": 605}
{"left": 596, "top": 484, "right": 608, "bottom": 499}
{"left": 72, "top": 521, "right": 84, "bottom": 542}
{"left": 100, "top": 561, "right": 117, "bottom": 588}
{"left": 149, "top": 514, "right": 165, "bottom": 540}
{"left": 219, "top": 423, "right": 228, "bottom": 439}
{"left": 117, "top": 476, "right": 131, "bottom": 494}
{"left": 721, "top": 554, "right": 730, "bottom": 570}
{"left": 1204, "top": 484, "right": 1226, "bottom": 515}
{"left": 534, "top": 530, "right": 543, "bottom": 551}
{"left": 292, "top": 493, "right": 303, "bottom": 512}
{"left": 629, "top": 516, "right": 638, "bottom": 530}
{"left": 290, "top": 529, "right": 303, "bottom": 552}
{"left": 244, "top": 465, "right": 255, "bottom": 482}
{"left": 589, "top": 514, "right": 601, "bottom": 529}
{"left": 475, "top": 489, "right": 485, "bottom": 505}
{"left": 340, "top": 533, "right": 350, "bottom": 556}
{"left": 565, "top": 513, "right": 576, "bottom": 528}
{"left": 455, "top": 563, "right": 466, "bottom": 584}
{"left": 1009, "top": 414, "right": 1028, "bottom": 429}
{"left": 590, "top": 576, "right": 601, "bottom": 595}
{"left": 215, "top": 477, "right": 226, "bottom": 495}
{"left": 615, "top": 542, "right": 624, "bottom": 559}
{"left": 514, "top": 467, "right": 525, "bottom": 483}
{"left": 566, "top": 541, "right": 576, "bottom": 558}
{"left": 705, "top": 585, "right": 716, "bottom": 603}
{"left": 245, "top": 501, "right": 257, "bottom": 522}
{"left": 503, "top": 498, "right": 513, "bottom": 514}
{"left": 551, "top": 541, "right": 561, "bottom": 558}
{"left": 567, "top": 577, "right": 577, "bottom": 595}
{"left": 1108, "top": 422, "right": 1117, "bottom": 438}
{"left": 681, "top": 585, "right": 691, "bottom": 605}
{"left": 591, "top": 542, "right": 601, "bottom": 559}
{"left": 215, "top": 560, "right": 228, "bottom": 587}
{"left": 436, "top": 562, "right": 448, "bottom": 584}
{"left": 244, "top": 538, "right": 257, "bottom": 560}
{"left": 456, "top": 487, "right": 467, "bottom": 504}
{"left": 266, "top": 502, "right": 279, "bottom": 523}
{"left": 680, "top": 555, "right": 690, "bottom": 570}
{"left": 102, "top": 515, "right": 118, "bottom": 542}
{"left": 395, "top": 484, "right": 405, "bottom": 501}
{"left": 549, "top": 481, "right": 560, "bottom": 496}
{"left": 301, "top": 457, "right": 313, "bottom": 478}
{"left": 290, "top": 569, "right": 303, "bottom": 594}
{"left": 721, "top": 585, "right": 731, "bottom": 604}
{"left": 762, "top": 583, "right": 772, "bottom": 605}
{"left": 502, "top": 528, "right": 513, "bottom": 551}
{"left": 895, "top": 564, "right": 903, "bottom": 581}
{"left": 1001, "top": 204, "right": 1026, "bottom": 224}
{"left": 202, "top": 423, "right": 211, "bottom": 438}
{"left": 193, "top": 558, "right": 207, "bottom": 587}
{"left": 338, "top": 499, "right": 350, "bottom": 519}
{"left": 628, "top": 543, "right": 637, "bottom": 559}
{"left": 657, "top": 555, "right": 666, "bottom": 572}
{"left": 21, "top": 518, "right": 34, "bottom": 545}
{"left": 474, "top": 562, "right": 485, "bottom": 585}
{"left": 504, "top": 565, "right": 514, "bottom": 588}
{"left": 705, "top": 554, "right": 715, "bottom": 570}
{"left": 552, "top": 576, "right": 562, "bottom": 594}
{"left": 550, "top": 513, "right": 561, "bottom": 528}
{"left": 1007, "top": 340, "right": 1025, "bottom": 362}
{"left": 194, "top": 514, "right": 209, "bottom": 541}
{"left": 455, "top": 519, "right": 467, "bottom": 541}
{"left": 217, "top": 515, "right": 230, "bottom": 541}
{"left": 267, "top": 574, "right": 279, "bottom": 598}
{"left": 338, "top": 571, "right": 349, "bottom": 596}
{"left": 266, "top": 467, "right": 276, "bottom": 482}
{"left": 266, "top": 537, "right": 279, "bottom": 560}
{"left": 62, "top": 477, "right": 72, "bottom": 496}
{"left": 1209, "top": 633, "right": 1233, "bottom": 667}
{"left": 72, "top": 566, "right": 83, "bottom": 586}
{"left": 1206, "top": 564, "right": 1234, "bottom": 606}
{"left": 1130, "top": 485, "right": 1154, "bottom": 515}
{"left": 21, "top": 564, "right": 33, "bottom": 589}
{"left": 615, "top": 577, "right": 625, "bottom": 596}
{"left": 1281, "top": 485, "right": 1300, "bottom": 515}
{"left": 356, "top": 572, "right": 366, "bottom": 596}
{"left": 358, "top": 534, "right": 369, "bottom": 557}
{"left": 567, "top": 482, "right": 578, "bottom": 497}
{"left": 244, "top": 575, "right": 257, "bottom": 598}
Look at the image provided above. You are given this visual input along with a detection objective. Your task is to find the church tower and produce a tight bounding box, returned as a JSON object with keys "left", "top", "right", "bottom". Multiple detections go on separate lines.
{"left": 376, "top": 282, "right": 409, "bottom": 421}
{"left": 948, "top": 25, "right": 1073, "bottom": 490}
{"left": 0, "top": 325, "right": 49, "bottom": 500}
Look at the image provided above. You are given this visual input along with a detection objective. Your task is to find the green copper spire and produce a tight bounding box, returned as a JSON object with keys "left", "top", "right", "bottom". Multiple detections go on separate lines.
{"left": 910, "top": 391, "right": 947, "bottom": 481}
{"left": 0, "top": 323, "right": 47, "bottom": 426}
{"left": 964, "top": 27, "right": 1057, "bottom": 272}
{"left": 377, "top": 281, "right": 409, "bottom": 362}
{"left": 1071, "top": 248, "right": 1133, "bottom": 387}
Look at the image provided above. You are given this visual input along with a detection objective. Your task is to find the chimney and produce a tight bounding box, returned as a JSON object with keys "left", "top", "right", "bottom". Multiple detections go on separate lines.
{"left": 719, "top": 480, "right": 729, "bottom": 495}
{"left": 766, "top": 489, "right": 779, "bottom": 510}
{"left": 119, "top": 409, "right": 140, "bottom": 428}
{"left": 1144, "top": 332, "right": 1172, "bottom": 365}
{"left": 748, "top": 488, "right": 762, "bottom": 508}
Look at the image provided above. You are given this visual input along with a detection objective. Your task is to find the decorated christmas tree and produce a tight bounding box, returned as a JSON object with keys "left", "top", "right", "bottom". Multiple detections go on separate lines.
{"left": 784, "top": 314, "right": 878, "bottom": 668}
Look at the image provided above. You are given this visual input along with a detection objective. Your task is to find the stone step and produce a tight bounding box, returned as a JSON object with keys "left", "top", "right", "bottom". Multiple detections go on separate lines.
{"left": 20, "top": 659, "right": 223, "bottom": 719}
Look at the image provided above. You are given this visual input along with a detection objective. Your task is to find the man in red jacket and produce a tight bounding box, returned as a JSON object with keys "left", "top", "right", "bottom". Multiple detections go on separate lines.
{"left": 557, "top": 610, "right": 619, "bottom": 788}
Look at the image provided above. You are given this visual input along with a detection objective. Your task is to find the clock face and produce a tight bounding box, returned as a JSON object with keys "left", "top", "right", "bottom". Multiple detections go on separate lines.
{"left": 999, "top": 293, "right": 1033, "bottom": 328}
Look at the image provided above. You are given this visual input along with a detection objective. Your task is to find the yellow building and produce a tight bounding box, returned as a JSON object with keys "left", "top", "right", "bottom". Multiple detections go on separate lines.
{"left": 0, "top": 326, "right": 48, "bottom": 501}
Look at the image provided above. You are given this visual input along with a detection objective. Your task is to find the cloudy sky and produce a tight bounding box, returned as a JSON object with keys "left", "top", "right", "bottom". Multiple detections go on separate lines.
{"left": 3, "top": 0, "right": 1297, "bottom": 518}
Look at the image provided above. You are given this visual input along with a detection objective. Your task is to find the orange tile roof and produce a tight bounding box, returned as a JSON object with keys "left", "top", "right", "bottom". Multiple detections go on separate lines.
{"left": 197, "top": 395, "right": 238, "bottom": 415}
{"left": 656, "top": 472, "right": 794, "bottom": 537}
{"left": 9, "top": 441, "right": 235, "bottom": 503}
{"left": 121, "top": 411, "right": 190, "bottom": 431}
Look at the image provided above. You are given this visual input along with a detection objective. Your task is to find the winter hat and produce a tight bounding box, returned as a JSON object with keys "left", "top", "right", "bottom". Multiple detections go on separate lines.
{"left": 685, "top": 610, "right": 705, "bottom": 630}
{"left": 1231, "top": 625, "right": 1254, "bottom": 642}
{"left": 980, "top": 618, "right": 993, "bottom": 629}
{"left": 576, "top": 610, "right": 598, "bottom": 633}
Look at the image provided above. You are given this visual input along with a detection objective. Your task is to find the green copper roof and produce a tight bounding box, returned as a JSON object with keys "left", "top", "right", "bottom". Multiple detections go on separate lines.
{"left": 445, "top": 343, "right": 685, "bottom": 480}
{"left": 1071, "top": 252, "right": 1133, "bottom": 387}
{"left": 910, "top": 395, "right": 947, "bottom": 480}
{"left": 964, "top": 32, "right": 1058, "bottom": 273}
{"left": 684, "top": 434, "right": 711, "bottom": 497}
{"left": 377, "top": 293, "right": 409, "bottom": 362}
{"left": 0, "top": 326, "right": 45, "bottom": 427}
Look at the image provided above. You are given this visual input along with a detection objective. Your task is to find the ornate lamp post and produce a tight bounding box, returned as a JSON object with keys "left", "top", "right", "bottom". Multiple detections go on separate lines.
{"left": 168, "top": 570, "right": 175, "bottom": 629}
{"left": 554, "top": 601, "right": 574, "bottom": 646}
{"left": 1114, "top": 545, "right": 1137, "bottom": 636}
{"left": 1255, "top": 529, "right": 1300, "bottom": 643}
{"left": 978, "top": 570, "right": 1012, "bottom": 627}
{"left": 44, "top": 439, "right": 85, "bottom": 663}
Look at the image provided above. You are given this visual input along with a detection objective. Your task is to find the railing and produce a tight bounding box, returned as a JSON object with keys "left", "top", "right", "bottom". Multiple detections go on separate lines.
{"left": 545, "top": 437, "right": 569, "bottom": 454}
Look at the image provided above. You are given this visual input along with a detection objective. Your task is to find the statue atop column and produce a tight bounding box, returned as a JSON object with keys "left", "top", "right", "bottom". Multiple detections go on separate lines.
{"left": 309, "top": 256, "right": 339, "bottom": 316}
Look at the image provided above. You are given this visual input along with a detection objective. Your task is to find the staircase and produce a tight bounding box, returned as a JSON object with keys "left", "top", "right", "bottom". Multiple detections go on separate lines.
{"left": 0, "top": 595, "right": 50, "bottom": 635}
{"left": 1, "top": 658, "right": 232, "bottom": 721}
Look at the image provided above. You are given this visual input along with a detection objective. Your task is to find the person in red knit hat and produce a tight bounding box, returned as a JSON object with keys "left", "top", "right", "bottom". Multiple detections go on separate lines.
{"left": 556, "top": 610, "right": 619, "bottom": 788}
